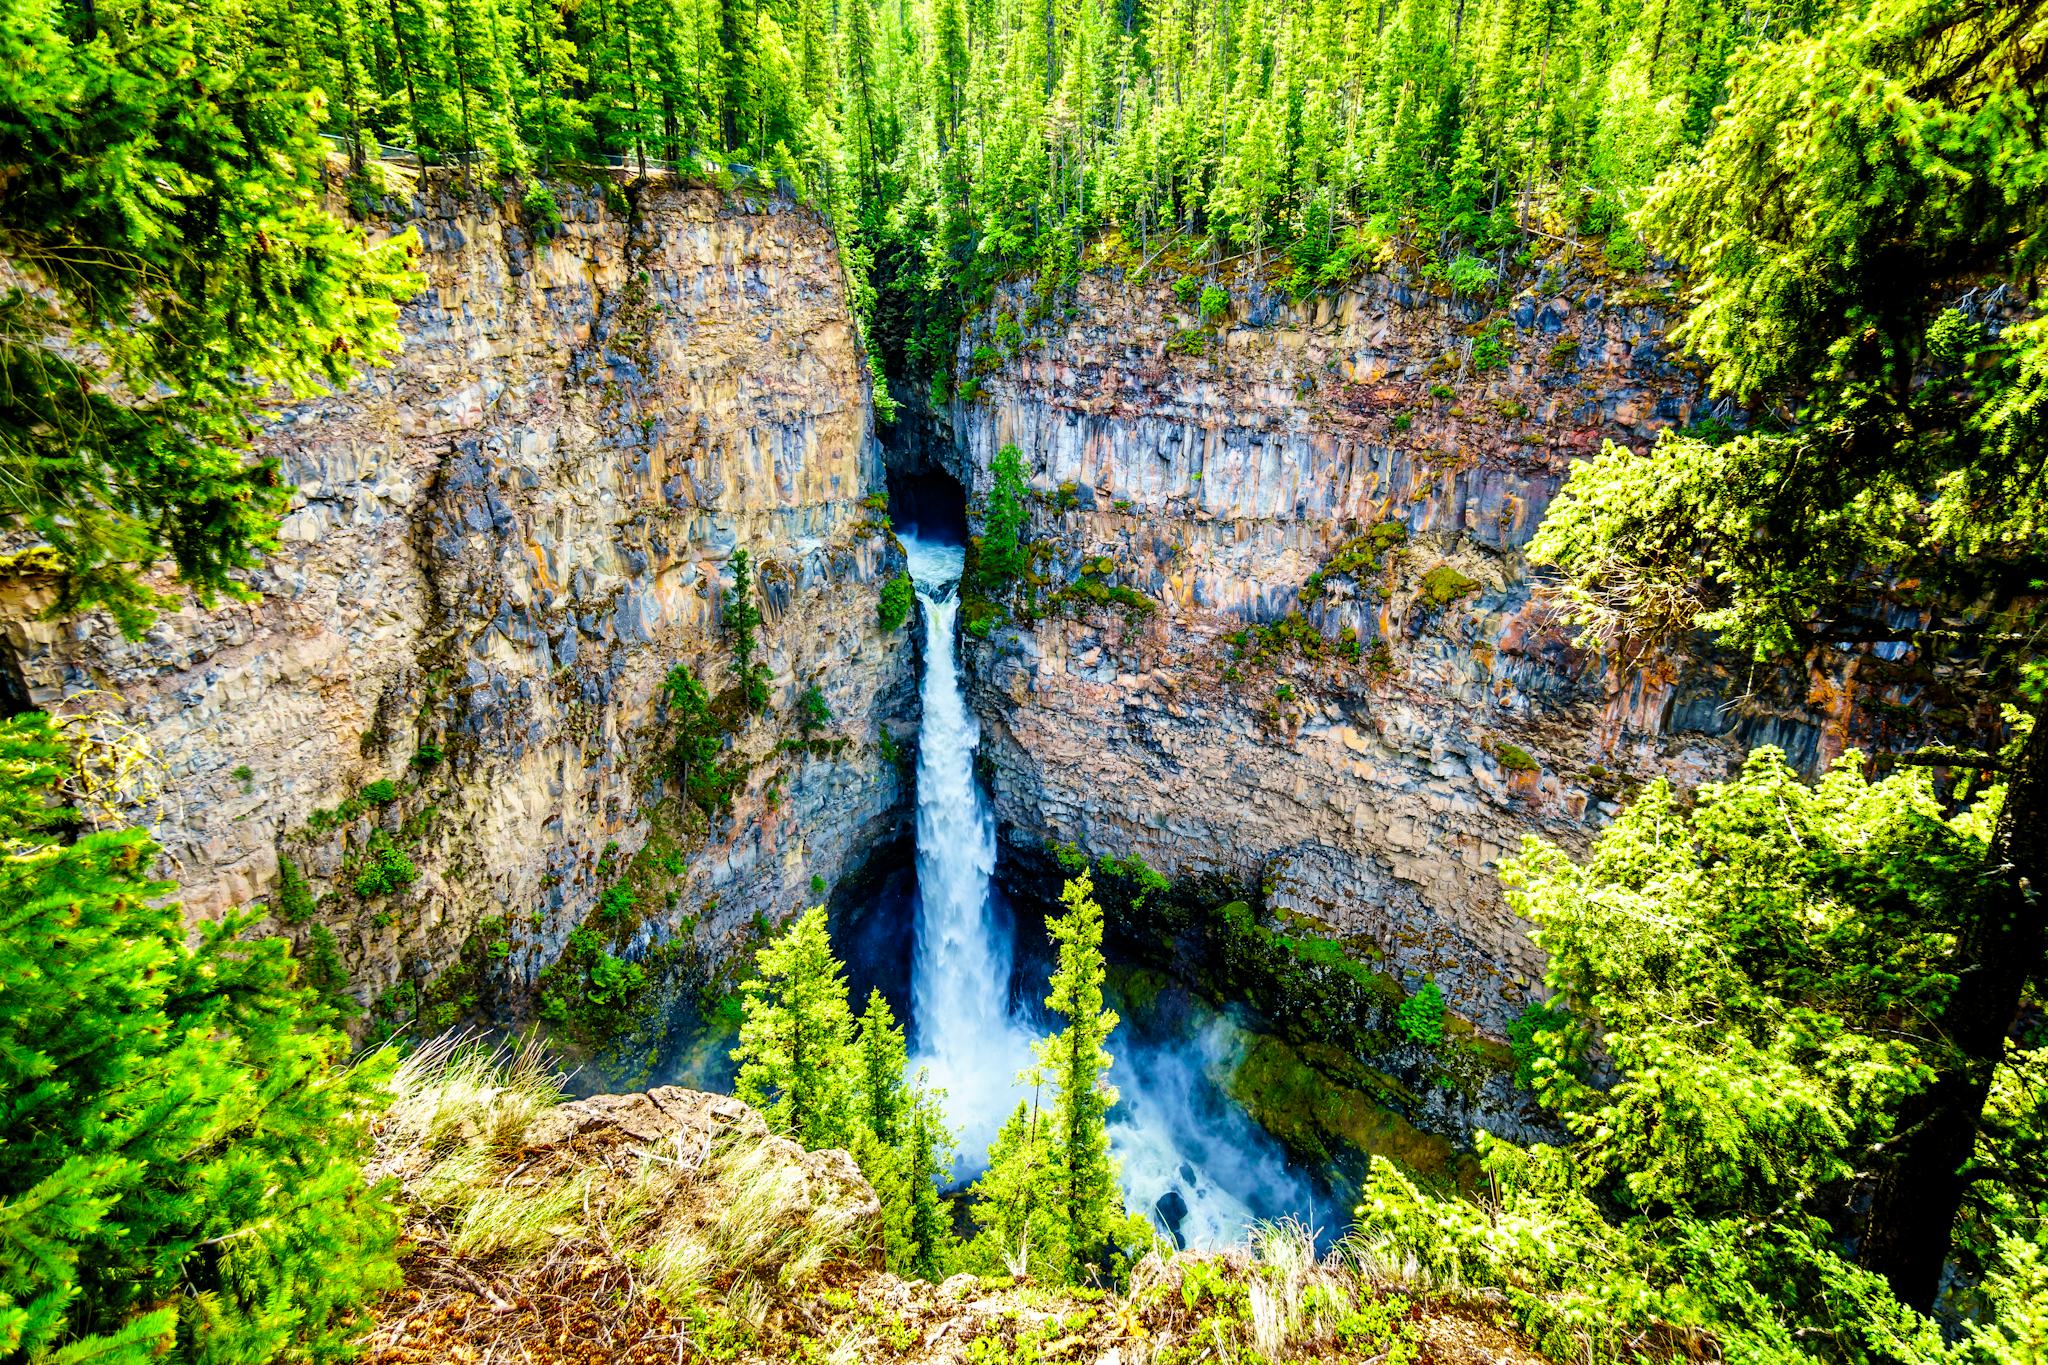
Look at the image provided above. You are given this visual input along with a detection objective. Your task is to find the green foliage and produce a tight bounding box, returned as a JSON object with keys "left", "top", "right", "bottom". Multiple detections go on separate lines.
{"left": 300, "top": 923, "right": 360, "bottom": 1023}
{"left": 597, "top": 884, "right": 639, "bottom": 926}
{"left": 797, "top": 683, "right": 832, "bottom": 736}
{"left": 273, "top": 854, "right": 319, "bottom": 925}
{"left": 0, "top": 0, "right": 419, "bottom": 636}
{"left": 536, "top": 925, "right": 649, "bottom": 1051}
{"left": 1493, "top": 743, "right": 1538, "bottom": 774}
{"left": 521, "top": 181, "right": 563, "bottom": 242}
{"left": 0, "top": 711, "right": 399, "bottom": 1361}
{"left": 1359, "top": 747, "right": 2008, "bottom": 1360}
{"left": 1513, "top": 749, "right": 1981, "bottom": 1218}
{"left": 1171, "top": 275, "right": 1203, "bottom": 310}
{"left": 1197, "top": 285, "right": 1229, "bottom": 326}
{"left": 734, "top": 907, "right": 856, "bottom": 1149}
{"left": 878, "top": 571, "right": 916, "bottom": 632}
{"left": 1534, "top": 0, "right": 2048, "bottom": 665}
{"left": 1096, "top": 853, "right": 1169, "bottom": 910}
{"left": 901, "top": 1080, "right": 960, "bottom": 1281}
{"left": 412, "top": 740, "right": 445, "bottom": 770}
{"left": 970, "top": 874, "right": 1129, "bottom": 1284}
{"left": 1393, "top": 981, "right": 1446, "bottom": 1047}
{"left": 1469, "top": 319, "right": 1513, "bottom": 372}
{"left": 1444, "top": 255, "right": 1497, "bottom": 295}
{"left": 353, "top": 830, "right": 418, "bottom": 898}
{"left": 1418, "top": 565, "right": 1480, "bottom": 606}
{"left": 725, "top": 549, "right": 772, "bottom": 713}
{"left": 1224, "top": 611, "right": 1329, "bottom": 673}
{"left": 853, "top": 988, "right": 910, "bottom": 1147}
{"left": 876, "top": 725, "right": 906, "bottom": 770}
{"left": 1359, "top": 1136, "right": 1944, "bottom": 1365}
{"left": 361, "top": 778, "right": 400, "bottom": 805}
{"left": 732, "top": 918, "right": 958, "bottom": 1280}
{"left": 1523, "top": 0, "right": 2048, "bottom": 1304}
{"left": 981, "top": 445, "right": 1030, "bottom": 584}
{"left": 664, "top": 664, "right": 745, "bottom": 818}
{"left": 1506, "top": 999, "right": 1567, "bottom": 1089}
{"left": 1301, "top": 520, "right": 1407, "bottom": 603}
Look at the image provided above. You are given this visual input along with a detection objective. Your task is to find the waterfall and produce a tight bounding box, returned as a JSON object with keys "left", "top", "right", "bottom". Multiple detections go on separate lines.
{"left": 896, "top": 532, "right": 1320, "bottom": 1242}
{"left": 901, "top": 535, "right": 1035, "bottom": 1164}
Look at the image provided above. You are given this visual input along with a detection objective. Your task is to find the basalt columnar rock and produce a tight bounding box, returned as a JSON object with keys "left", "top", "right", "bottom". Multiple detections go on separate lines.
{"left": 951, "top": 252, "right": 1954, "bottom": 1027}
{"left": 0, "top": 178, "right": 917, "bottom": 1025}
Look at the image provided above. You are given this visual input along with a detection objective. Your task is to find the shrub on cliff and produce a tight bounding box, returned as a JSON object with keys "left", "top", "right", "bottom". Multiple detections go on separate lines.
{"left": 0, "top": 711, "right": 399, "bottom": 1361}
{"left": 521, "top": 181, "right": 564, "bottom": 242}
{"left": 1393, "top": 980, "right": 1446, "bottom": 1047}
{"left": 663, "top": 664, "right": 745, "bottom": 818}
{"left": 877, "top": 571, "right": 916, "bottom": 632}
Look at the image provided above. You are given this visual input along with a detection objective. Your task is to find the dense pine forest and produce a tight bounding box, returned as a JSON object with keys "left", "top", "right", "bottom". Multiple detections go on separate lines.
{"left": 5, "top": 0, "right": 2048, "bottom": 1358}
{"left": 273, "top": 0, "right": 1826, "bottom": 406}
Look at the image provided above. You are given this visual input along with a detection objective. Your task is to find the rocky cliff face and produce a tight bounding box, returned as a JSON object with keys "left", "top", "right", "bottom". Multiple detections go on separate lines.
{"left": 951, "top": 251, "right": 1918, "bottom": 1027}
{"left": 0, "top": 179, "right": 917, "bottom": 1022}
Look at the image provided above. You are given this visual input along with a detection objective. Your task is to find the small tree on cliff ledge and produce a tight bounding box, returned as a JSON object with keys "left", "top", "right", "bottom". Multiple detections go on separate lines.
{"left": 725, "top": 549, "right": 774, "bottom": 713}
{"left": 980, "top": 445, "right": 1030, "bottom": 584}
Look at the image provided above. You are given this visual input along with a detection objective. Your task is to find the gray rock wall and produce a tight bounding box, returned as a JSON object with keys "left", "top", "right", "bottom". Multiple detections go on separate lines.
{"left": 953, "top": 255, "right": 1906, "bottom": 1029}
{"left": 0, "top": 180, "right": 918, "bottom": 1016}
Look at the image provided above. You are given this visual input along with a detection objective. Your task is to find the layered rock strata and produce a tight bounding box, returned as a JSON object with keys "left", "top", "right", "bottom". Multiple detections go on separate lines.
{"left": 0, "top": 179, "right": 917, "bottom": 1018}
{"left": 953, "top": 252, "right": 1935, "bottom": 1026}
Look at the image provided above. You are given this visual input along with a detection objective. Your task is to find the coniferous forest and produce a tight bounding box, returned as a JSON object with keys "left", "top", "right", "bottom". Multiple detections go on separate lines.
{"left": 4, "top": 0, "right": 2048, "bottom": 1359}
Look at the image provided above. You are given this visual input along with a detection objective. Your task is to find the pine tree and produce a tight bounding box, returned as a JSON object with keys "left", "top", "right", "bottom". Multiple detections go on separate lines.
{"left": 903, "top": 1074, "right": 959, "bottom": 1280}
{"left": 966, "top": 1083, "right": 1063, "bottom": 1276}
{"left": 979, "top": 444, "right": 1030, "bottom": 583}
{"left": 965, "top": 872, "right": 1129, "bottom": 1284}
{"left": 0, "top": 711, "right": 399, "bottom": 1362}
{"left": 1529, "top": 0, "right": 2048, "bottom": 1309}
{"left": 725, "top": 548, "right": 773, "bottom": 713}
{"left": 854, "top": 988, "right": 912, "bottom": 1145}
{"left": 732, "top": 906, "right": 855, "bottom": 1148}
{"left": 1035, "top": 871, "right": 1124, "bottom": 1278}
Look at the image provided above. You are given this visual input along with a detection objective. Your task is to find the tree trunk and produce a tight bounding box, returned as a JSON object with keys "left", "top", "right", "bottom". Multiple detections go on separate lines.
{"left": 1860, "top": 714, "right": 2047, "bottom": 1309}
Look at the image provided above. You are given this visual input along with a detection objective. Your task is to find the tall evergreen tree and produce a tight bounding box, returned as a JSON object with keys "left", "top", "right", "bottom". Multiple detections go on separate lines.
{"left": 1035, "top": 871, "right": 1123, "bottom": 1278}
{"left": 732, "top": 906, "right": 856, "bottom": 1148}
{"left": 965, "top": 872, "right": 1129, "bottom": 1284}
{"left": 854, "top": 988, "right": 912, "bottom": 1145}
{"left": 1528, "top": 0, "right": 2048, "bottom": 1308}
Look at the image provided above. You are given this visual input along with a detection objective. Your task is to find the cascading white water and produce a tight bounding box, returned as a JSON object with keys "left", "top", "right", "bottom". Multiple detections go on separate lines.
{"left": 902, "top": 535, "right": 1036, "bottom": 1164}
{"left": 899, "top": 532, "right": 1318, "bottom": 1244}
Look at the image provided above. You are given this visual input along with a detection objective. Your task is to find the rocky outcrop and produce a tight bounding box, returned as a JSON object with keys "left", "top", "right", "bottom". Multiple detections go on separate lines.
{"left": 952, "top": 251, "right": 1931, "bottom": 1027}
{"left": 0, "top": 178, "right": 917, "bottom": 1019}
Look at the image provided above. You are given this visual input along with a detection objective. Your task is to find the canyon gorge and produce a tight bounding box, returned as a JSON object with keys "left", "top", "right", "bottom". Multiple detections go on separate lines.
{"left": 0, "top": 176, "right": 1960, "bottom": 1231}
